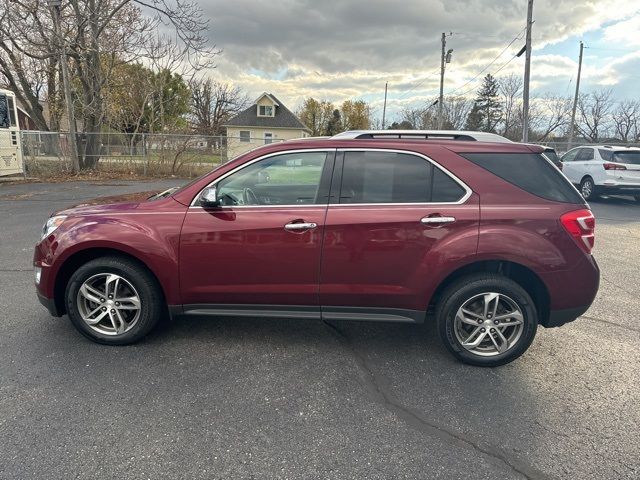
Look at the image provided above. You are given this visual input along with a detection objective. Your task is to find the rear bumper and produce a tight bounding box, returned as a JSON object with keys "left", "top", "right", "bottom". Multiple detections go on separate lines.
{"left": 37, "top": 291, "right": 62, "bottom": 317}
{"left": 542, "top": 304, "right": 591, "bottom": 328}
{"left": 539, "top": 254, "right": 599, "bottom": 328}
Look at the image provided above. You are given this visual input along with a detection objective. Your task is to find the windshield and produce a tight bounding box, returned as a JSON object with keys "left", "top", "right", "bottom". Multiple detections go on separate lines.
{"left": 613, "top": 151, "right": 640, "bottom": 165}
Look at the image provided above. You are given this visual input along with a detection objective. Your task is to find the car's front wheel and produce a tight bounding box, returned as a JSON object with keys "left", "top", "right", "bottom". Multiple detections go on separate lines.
{"left": 436, "top": 274, "right": 538, "bottom": 367}
{"left": 65, "top": 256, "right": 164, "bottom": 345}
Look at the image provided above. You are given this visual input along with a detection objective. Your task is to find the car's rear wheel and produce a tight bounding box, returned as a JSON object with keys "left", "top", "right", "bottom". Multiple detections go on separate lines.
{"left": 579, "top": 177, "right": 597, "bottom": 201}
{"left": 436, "top": 274, "right": 538, "bottom": 367}
{"left": 65, "top": 256, "right": 164, "bottom": 345}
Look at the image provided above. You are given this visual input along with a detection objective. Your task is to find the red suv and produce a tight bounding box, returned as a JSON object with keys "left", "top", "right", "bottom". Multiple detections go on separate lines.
{"left": 34, "top": 130, "right": 599, "bottom": 366}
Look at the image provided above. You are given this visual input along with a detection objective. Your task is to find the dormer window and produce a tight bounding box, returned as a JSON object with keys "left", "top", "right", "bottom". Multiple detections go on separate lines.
{"left": 258, "top": 105, "right": 274, "bottom": 117}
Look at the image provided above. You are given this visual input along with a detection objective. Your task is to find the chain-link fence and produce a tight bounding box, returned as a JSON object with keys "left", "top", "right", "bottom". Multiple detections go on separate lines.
{"left": 20, "top": 131, "right": 282, "bottom": 177}
{"left": 19, "top": 130, "right": 640, "bottom": 177}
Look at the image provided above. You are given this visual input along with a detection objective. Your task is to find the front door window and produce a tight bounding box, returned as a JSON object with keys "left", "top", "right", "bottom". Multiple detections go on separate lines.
{"left": 216, "top": 151, "right": 329, "bottom": 206}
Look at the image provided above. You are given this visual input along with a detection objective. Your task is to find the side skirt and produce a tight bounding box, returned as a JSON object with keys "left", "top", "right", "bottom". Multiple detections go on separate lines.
{"left": 174, "top": 304, "right": 425, "bottom": 324}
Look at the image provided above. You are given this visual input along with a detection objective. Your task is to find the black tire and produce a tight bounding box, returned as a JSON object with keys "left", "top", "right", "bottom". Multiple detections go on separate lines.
{"left": 579, "top": 176, "right": 598, "bottom": 201}
{"left": 435, "top": 273, "right": 538, "bottom": 367}
{"left": 65, "top": 256, "right": 164, "bottom": 345}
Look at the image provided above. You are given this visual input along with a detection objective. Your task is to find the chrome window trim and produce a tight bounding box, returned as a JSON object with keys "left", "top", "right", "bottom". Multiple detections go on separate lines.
{"left": 189, "top": 147, "right": 473, "bottom": 208}
{"left": 334, "top": 148, "right": 472, "bottom": 206}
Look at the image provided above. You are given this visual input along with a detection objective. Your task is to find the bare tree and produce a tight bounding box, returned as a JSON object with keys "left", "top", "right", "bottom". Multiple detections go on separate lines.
{"left": 576, "top": 89, "right": 614, "bottom": 142}
{"left": 0, "top": 0, "right": 217, "bottom": 169}
{"left": 498, "top": 74, "right": 522, "bottom": 140}
{"left": 399, "top": 104, "right": 438, "bottom": 130}
{"left": 611, "top": 100, "right": 639, "bottom": 142}
{"left": 528, "top": 94, "right": 571, "bottom": 141}
{"left": 442, "top": 96, "right": 472, "bottom": 130}
{"left": 190, "top": 78, "right": 249, "bottom": 137}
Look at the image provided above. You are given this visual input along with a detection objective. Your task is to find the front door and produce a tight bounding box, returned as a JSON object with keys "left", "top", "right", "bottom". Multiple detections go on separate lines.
{"left": 180, "top": 150, "right": 335, "bottom": 311}
{"left": 319, "top": 149, "right": 479, "bottom": 321}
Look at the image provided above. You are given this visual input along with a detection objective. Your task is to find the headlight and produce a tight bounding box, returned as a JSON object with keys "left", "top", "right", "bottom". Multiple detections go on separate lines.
{"left": 41, "top": 215, "right": 67, "bottom": 240}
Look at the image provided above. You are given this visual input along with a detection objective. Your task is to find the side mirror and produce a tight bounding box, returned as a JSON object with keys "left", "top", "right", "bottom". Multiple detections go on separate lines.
{"left": 200, "top": 186, "right": 220, "bottom": 208}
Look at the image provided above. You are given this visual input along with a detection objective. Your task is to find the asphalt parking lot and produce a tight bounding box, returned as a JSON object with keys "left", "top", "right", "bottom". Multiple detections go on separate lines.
{"left": 1, "top": 180, "right": 639, "bottom": 479}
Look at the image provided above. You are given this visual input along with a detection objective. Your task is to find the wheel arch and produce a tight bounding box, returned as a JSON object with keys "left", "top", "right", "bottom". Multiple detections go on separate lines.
{"left": 53, "top": 247, "right": 167, "bottom": 317}
{"left": 580, "top": 174, "right": 594, "bottom": 183}
{"left": 428, "top": 260, "right": 550, "bottom": 325}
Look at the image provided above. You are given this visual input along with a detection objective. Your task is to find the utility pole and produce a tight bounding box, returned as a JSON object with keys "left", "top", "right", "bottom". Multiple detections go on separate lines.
{"left": 438, "top": 32, "right": 446, "bottom": 129}
{"left": 48, "top": 0, "right": 80, "bottom": 173}
{"left": 381, "top": 82, "right": 388, "bottom": 129}
{"left": 437, "top": 33, "right": 453, "bottom": 129}
{"left": 567, "top": 41, "right": 584, "bottom": 151}
{"left": 521, "top": 0, "right": 534, "bottom": 142}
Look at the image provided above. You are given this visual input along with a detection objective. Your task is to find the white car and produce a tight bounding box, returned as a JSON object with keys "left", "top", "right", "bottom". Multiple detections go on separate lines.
{"left": 560, "top": 145, "right": 640, "bottom": 202}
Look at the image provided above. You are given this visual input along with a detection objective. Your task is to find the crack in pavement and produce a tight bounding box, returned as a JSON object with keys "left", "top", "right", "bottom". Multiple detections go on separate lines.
{"left": 580, "top": 315, "right": 640, "bottom": 334}
{"left": 322, "top": 320, "right": 551, "bottom": 480}
{"left": 601, "top": 275, "right": 636, "bottom": 297}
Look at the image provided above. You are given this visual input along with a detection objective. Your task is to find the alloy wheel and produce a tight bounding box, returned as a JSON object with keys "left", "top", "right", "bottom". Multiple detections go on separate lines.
{"left": 454, "top": 292, "right": 525, "bottom": 357}
{"left": 581, "top": 179, "right": 593, "bottom": 199}
{"left": 76, "top": 273, "right": 141, "bottom": 336}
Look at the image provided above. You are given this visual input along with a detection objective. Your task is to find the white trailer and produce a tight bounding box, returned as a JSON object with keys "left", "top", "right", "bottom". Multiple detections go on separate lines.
{"left": 0, "top": 89, "right": 23, "bottom": 176}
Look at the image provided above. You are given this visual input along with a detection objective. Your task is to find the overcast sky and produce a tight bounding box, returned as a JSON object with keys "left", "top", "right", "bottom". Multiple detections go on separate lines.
{"left": 198, "top": 0, "right": 640, "bottom": 121}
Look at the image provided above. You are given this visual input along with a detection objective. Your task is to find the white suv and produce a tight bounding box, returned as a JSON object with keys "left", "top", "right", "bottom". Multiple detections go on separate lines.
{"left": 561, "top": 146, "right": 640, "bottom": 202}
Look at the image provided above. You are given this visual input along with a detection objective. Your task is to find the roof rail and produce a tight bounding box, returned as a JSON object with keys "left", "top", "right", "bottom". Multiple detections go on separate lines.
{"left": 331, "top": 130, "right": 513, "bottom": 143}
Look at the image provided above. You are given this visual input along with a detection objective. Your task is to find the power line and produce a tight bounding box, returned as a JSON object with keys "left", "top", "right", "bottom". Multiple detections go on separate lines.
{"left": 444, "top": 26, "right": 526, "bottom": 97}
{"left": 446, "top": 51, "right": 520, "bottom": 99}
{"left": 396, "top": 67, "right": 441, "bottom": 100}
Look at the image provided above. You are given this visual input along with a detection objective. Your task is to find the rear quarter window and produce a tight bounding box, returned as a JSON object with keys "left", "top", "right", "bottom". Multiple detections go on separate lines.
{"left": 460, "top": 152, "right": 584, "bottom": 204}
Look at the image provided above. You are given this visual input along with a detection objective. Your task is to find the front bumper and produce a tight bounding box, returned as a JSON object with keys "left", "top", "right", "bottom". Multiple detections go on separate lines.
{"left": 37, "top": 291, "right": 62, "bottom": 317}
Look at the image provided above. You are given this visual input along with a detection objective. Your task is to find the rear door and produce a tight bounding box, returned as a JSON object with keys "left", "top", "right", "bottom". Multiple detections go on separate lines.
{"left": 319, "top": 149, "right": 479, "bottom": 321}
{"left": 576, "top": 147, "right": 596, "bottom": 180}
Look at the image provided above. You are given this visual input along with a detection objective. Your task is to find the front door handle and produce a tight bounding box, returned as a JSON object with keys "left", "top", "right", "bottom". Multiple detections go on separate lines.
{"left": 284, "top": 222, "right": 318, "bottom": 232}
{"left": 421, "top": 216, "right": 456, "bottom": 225}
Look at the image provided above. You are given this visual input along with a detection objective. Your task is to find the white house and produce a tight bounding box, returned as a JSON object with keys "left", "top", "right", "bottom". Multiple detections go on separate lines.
{"left": 224, "top": 93, "right": 311, "bottom": 158}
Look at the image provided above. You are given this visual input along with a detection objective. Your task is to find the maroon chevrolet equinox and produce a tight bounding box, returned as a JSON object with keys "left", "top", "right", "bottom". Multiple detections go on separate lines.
{"left": 34, "top": 131, "right": 599, "bottom": 366}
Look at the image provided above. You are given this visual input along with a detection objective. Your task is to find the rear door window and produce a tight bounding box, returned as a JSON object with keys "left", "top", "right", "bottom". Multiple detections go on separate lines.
{"left": 576, "top": 148, "right": 594, "bottom": 161}
{"left": 339, "top": 151, "right": 467, "bottom": 204}
{"left": 460, "top": 152, "right": 584, "bottom": 204}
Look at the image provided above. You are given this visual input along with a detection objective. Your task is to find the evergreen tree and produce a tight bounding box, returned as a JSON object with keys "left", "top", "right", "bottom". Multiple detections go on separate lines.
{"left": 324, "top": 109, "right": 343, "bottom": 135}
{"left": 465, "top": 103, "right": 483, "bottom": 131}
{"left": 473, "top": 74, "right": 502, "bottom": 132}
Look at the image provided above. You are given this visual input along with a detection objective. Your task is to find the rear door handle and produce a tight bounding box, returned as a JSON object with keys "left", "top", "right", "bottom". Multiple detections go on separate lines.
{"left": 421, "top": 216, "right": 456, "bottom": 225}
{"left": 284, "top": 222, "right": 318, "bottom": 232}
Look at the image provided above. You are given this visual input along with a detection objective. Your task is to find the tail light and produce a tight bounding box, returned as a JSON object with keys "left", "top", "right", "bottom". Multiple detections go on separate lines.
{"left": 561, "top": 209, "right": 595, "bottom": 254}
{"left": 603, "top": 162, "right": 626, "bottom": 171}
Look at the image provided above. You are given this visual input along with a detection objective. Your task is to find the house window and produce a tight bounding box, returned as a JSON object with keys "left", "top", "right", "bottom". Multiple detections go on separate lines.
{"left": 258, "top": 105, "right": 274, "bottom": 117}
{"left": 239, "top": 131, "right": 250, "bottom": 143}
{"left": 264, "top": 133, "right": 273, "bottom": 144}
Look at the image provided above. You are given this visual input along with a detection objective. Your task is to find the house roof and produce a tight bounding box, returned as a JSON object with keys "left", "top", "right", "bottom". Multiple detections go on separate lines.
{"left": 225, "top": 93, "right": 310, "bottom": 132}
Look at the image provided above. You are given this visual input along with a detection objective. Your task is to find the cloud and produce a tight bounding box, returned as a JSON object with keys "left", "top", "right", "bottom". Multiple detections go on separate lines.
{"left": 198, "top": 0, "right": 640, "bottom": 119}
